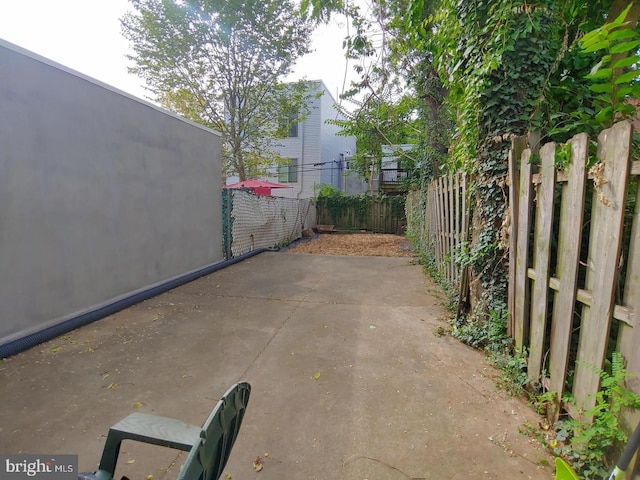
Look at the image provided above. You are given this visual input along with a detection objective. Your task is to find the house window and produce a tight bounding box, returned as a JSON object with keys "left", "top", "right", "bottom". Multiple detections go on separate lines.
{"left": 279, "top": 111, "right": 298, "bottom": 137}
{"left": 278, "top": 158, "right": 298, "bottom": 183}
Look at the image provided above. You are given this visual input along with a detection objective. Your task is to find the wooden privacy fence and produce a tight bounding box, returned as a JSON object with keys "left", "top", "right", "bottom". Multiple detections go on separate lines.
{"left": 316, "top": 196, "right": 405, "bottom": 234}
{"left": 406, "top": 174, "right": 468, "bottom": 288}
{"left": 509, "top": 120, "right": 640, "bottom": 419}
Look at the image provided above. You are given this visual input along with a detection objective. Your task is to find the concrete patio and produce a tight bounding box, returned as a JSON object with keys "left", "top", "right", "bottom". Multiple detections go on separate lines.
{"left": 0, "top": 252, "right": 552, "bottom": 479}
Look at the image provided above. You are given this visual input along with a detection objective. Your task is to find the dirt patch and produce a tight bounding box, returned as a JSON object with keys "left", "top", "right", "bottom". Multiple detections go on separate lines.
{"left": 287, "top": 233, "right": 414, "bottom": 257}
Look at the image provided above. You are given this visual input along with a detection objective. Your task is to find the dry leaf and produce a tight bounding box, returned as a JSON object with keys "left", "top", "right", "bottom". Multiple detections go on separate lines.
{"left": 313, "top": 372, "right": 321, "bottom": 380}
{"left": 126, "top": 459, "right": 135, "bottom": 465}
{"left": 224, "top": 474, "right": 232, "bottom": 480}
{"left": 253, "top": 456, "right": 263, "bottom": 472}
{"left": 263, "top": 452, "right": 269, "bottom": 458}
{"left": 133, "top": 401, "right": 144, "bottom": 408}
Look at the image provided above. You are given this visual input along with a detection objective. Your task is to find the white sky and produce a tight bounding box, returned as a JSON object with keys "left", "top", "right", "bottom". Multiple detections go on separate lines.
{"left": 0, "top": 0, "right": 358, "bottom": 103}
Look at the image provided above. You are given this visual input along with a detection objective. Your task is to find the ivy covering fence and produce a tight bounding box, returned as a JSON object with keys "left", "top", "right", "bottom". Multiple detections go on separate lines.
{"left": 316, "top": 195, "right": 406, "bottom": 234}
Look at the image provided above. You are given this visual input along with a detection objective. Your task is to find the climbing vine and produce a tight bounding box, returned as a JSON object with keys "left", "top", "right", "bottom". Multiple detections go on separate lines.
{"left": 431, "top": 1, "right": 565, "bottom": 328}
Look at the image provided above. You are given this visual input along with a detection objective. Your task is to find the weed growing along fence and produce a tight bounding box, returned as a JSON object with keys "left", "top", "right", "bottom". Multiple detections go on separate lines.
{"left": 223, "top": 189, "right": 316, "bottom": 258}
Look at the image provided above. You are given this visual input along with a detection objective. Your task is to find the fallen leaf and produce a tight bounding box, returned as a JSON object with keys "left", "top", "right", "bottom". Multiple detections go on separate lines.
{"left": 253, "top": 456, "right": 263, "bottom": 472}
{"left": 133, "top": 401, "right": 144, "bottom": 408}
{"left": 146, "top": 475, "right": 153, "bottom": 480}
{"left": 369, "top": 325, "right": 376, "bottom": 329}
{"left": 263, "top": 452, "right": 269, "bottom": 458}
{"left": 106, "top": 383, "right": 118, "bottom": 390}
{"left": 126, "top": 460, "right": 135, "bottom": 465}
{"left": 224, "top": 474, "right": 232, "bottom": 480}
{"left": 313, "top": 372, "right": 321, "bottom": 380}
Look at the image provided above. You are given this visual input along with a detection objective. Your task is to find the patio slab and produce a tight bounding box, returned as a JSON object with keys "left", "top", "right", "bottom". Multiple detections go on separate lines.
{"left": 0, "top": 252, "right": 552, "bottom": 479}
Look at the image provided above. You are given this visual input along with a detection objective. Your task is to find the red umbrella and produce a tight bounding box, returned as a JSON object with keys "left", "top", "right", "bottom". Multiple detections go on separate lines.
{"left": 225, "top": 179, "right": 293, "bottom": 196}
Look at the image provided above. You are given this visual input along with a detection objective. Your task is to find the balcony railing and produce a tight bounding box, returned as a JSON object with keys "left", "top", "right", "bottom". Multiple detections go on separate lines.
{"left": 379, "top": 168, "right": 411, "bottom": 188}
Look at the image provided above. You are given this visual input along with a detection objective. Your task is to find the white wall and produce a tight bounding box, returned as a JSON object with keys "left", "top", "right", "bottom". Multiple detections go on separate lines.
{"left": 267, "top": 81, "right": 356, "bottom": 199}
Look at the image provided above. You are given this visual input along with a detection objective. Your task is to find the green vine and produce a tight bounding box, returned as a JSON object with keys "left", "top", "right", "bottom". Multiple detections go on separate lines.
{"left": 315, "top": 184, "right": 405, "bottom": 231}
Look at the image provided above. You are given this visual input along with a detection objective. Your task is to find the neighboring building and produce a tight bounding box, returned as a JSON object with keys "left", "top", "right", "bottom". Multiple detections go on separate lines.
{"left": 262, "top": 81, "right": 357, "bottom": 199}
{"left": 378, "top": 144, "right": 416, "bottom": 195}
{"left": 341, "top": 154, "right": 369, "bottom": 195}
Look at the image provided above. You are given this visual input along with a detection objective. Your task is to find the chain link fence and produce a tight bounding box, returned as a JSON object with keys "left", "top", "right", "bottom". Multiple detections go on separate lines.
{"left": 223, "top": 189, "right": 316, "bottom": 258}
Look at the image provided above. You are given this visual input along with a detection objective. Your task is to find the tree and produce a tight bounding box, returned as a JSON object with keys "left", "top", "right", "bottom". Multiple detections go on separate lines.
{"left": 304, "top": 0, "right": 640, "bottom": 342}
{"left": 121, "top": 0, "right": 314, "bottom": 180}
{"left": 332, "top": 93, "right": 421, "bottom": 194}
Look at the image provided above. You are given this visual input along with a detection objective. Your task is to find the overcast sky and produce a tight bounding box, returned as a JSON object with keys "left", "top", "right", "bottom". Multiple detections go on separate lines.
{"left": 0, "top": 0, "right": 358, "bottom": 103}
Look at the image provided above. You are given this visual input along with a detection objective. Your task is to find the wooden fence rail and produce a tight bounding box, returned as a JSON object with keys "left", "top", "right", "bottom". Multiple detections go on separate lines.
{"left": 509, "top": 120, "right": 640, "bottom": 421}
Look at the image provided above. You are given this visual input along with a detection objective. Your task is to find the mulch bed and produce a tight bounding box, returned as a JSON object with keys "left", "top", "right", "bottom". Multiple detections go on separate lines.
{"left": 286, "top": 233, "right": 414, "bottom": 257}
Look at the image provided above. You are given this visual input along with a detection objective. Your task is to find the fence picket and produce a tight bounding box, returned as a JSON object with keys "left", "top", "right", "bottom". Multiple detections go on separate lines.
{"left": 548, "top": 133, "right": 588, "bottom": 405}
{"left": 514, "top": 149, "right": 535, "bottom": 348}
{"left": 573, "top": 121, "right": 632, "bottom": 416}
{"left": 508, "top": 137, "right": 527, "bottom": 336}
{"left": 528, "top": 142, "right": 557, "bottom": 380}
{"left": 617, "top": 179, "right": 640, "bottom": 430}
{"left": 447, "top": 176, "right": 454, "bottom": 283}
{"left": 454, "top": 174, "right": 461, "bottom": 286}
{"left": 437, "top": 177, "right": 446, "bottom": 276}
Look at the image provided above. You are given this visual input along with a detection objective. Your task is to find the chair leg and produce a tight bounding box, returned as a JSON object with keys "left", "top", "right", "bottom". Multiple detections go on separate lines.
{"left": 97, "top": 430, "right": 126, "bottom": 476}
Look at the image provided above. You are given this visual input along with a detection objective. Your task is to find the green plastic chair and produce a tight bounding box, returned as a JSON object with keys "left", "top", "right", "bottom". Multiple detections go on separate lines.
{"left": 81, "top": 382, "right": 250, "bottom": 480}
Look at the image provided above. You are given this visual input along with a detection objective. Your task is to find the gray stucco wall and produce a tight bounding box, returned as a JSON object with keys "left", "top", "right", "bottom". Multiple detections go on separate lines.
{"left": 0, "top": 40, "right": 223, "bottom": 345}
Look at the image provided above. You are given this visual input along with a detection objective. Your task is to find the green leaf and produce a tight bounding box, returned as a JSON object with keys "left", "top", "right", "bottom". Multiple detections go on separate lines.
{"left": 608, "top": 28, "right": 637, "bottom": 41}
{"left": 586, "top": 68, "right": 613, "bottom": 80}
{"left": 610, "top": 39, "right": 640, "bottom": 54}
{"left": 612, "top": 56, "right": 640, "bottom": 69}
{"left": 615, "top": 70, "right": 640, "bottom": 84}
{"left": 313, "top": 372, "right": 321, "bottom": 380}
{"left": 582, "top": 39, "right": 609, "bottom": 53}
{"left": 589, "top": 59, "right": 605, "bottom": 76}
{"left": 589, "top": 83, "right": 613, "bottom": 93}
{"left": 581, "top": 30, "right": 606, "bottom": 47}
{"left": 616, "top": 84, "right": 640, "bottom": 98}
{"left": 595, "top": 94, "right": 613, "bottom": 105}
{"left": 595, "top": 106, "right": 613, "bottom": 124}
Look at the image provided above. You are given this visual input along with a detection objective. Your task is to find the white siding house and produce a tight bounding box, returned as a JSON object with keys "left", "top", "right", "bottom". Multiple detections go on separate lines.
{"left": 264, "top": 81, "right": 356, "bottom": 199}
